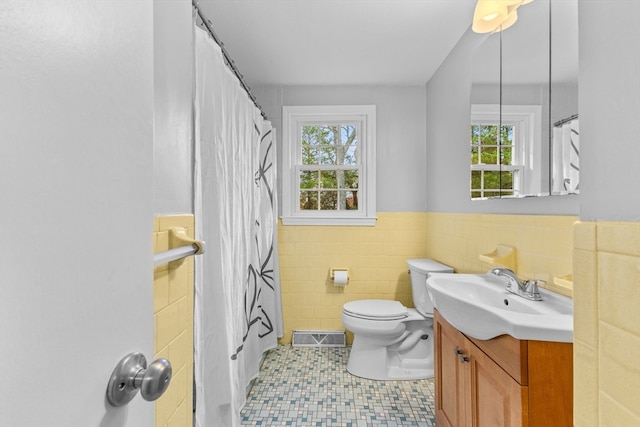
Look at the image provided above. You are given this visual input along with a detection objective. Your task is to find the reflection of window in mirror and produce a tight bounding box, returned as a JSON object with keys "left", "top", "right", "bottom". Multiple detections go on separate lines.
{"left": 470, "top": 104, "right": 542, "bottom": 199}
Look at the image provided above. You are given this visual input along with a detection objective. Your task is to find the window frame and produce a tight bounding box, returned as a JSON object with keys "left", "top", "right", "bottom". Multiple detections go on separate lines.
{"left": 470, "top": 104, "right": 542, "bottom": 199}
{"left": 282, "top": 105, "right": 376, "bottom": 226}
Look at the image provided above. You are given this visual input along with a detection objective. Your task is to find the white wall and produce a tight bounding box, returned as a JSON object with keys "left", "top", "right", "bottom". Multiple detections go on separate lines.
{"left": 153, "top": 0, "right": 194, "bottom": 215}
{"left": 253, "top": 85, "right": 428, "bottom": 213}
{"left": 425, "top": 28, "right": 580, "bottom": 215}
{"left": 0, "top": 1, "right": 155, "bottom": 425}
{"left": 579, "top": 0, "right": 640, "bottom": 222}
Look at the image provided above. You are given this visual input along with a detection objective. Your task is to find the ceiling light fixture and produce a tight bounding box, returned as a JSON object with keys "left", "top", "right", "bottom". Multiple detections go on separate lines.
{"left": 472, "top": 0, "right": 534, "bottom": 33}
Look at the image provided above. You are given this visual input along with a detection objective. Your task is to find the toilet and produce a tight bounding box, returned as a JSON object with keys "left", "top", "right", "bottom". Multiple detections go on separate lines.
{"left": 341, "top": 259, "right": 453, "bottom": 380}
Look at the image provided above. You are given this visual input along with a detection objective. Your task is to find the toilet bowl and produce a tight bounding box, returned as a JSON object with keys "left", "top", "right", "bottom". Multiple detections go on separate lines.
{"left": 341, "top": 259, "right": 453, "bottom": 380}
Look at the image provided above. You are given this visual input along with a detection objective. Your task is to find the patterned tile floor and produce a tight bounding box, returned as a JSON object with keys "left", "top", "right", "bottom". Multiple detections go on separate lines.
{"left": 241, "top": 345, "right": 436, "bottom": 426}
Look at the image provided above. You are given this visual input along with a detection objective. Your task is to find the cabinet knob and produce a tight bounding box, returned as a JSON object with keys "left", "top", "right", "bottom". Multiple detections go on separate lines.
{"left": 453, "top": 347, "right": 470, "bottom": 363}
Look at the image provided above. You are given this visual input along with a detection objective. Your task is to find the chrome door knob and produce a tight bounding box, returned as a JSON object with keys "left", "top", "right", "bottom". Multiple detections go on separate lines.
{"left": 136, "top": 358, "right": 172, "bottom": 401}
{"left": 107, "top": 352, "right": 172, "bottom": 407}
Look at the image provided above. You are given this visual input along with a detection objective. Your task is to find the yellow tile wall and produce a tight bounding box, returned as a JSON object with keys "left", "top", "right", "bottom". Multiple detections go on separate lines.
{"left": 424, "top": 212, "right": 577, "bottom": 296}
{"left": 153, "top": 215, "right": 194, "bottom": 427}
{"left": 278, "top": 212, "right": 430, "bottom": 344}
{"left": 278, "top": 211, "right": 576, "bottom": 345}
{"left": 573, "top": 221, "right": 640, "bottom": 427}
{"left": 277, "top": 212, "right": 640, "bottom": 425}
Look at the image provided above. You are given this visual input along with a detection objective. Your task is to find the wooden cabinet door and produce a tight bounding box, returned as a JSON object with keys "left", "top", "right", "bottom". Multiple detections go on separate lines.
{"left": 434, "top": 311, "right": 571, "bottom": 427}
{"left": 435, "top": 311, "right": 470, "bottom": 427}
{"left": 468, "top": 341, "right": 527, "bottom": 427}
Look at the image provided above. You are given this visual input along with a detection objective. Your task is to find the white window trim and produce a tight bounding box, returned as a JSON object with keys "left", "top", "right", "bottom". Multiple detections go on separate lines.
{"left": 470, "top": 104, "right": 542, "bottom": 198}
{"left": 282, "top": 105, "right": 376, "bottom": 226}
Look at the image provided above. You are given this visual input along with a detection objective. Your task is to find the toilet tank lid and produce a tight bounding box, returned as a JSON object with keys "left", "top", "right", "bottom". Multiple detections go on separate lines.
{"left": 406, "top": 259, "right": 453, "bottom": 274}
{"left": 343, "top": 299, "right": 407, "bottom": 319}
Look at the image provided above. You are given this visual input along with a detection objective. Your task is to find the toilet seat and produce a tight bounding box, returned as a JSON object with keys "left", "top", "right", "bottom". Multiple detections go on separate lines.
{"left": 343, "top": 300, "right": 408, "bottom": 321}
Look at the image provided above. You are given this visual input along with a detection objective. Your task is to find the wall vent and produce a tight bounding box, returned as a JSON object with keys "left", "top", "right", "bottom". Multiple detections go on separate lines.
{"left": 292, "top": 330, "right": 346, "bottom": 348}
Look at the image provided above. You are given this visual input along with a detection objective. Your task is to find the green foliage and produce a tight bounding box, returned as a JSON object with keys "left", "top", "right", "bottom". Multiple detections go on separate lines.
{"left": 471, "top": 170, "right": 515, "bottom": 198}
{"left": 301, "top": 125, "right": 358, "bottom": 165}
{"left": 470, "top": 124, "right": 515, "bottom": 198}
{"left": 470, "top": 124, "right": 514, "bottom": 166}
{"left": 299, "top": 124, "right": 359, "bottom": 210}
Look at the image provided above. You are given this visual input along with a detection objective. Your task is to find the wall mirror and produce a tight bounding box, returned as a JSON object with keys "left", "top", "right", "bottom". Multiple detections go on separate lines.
{"left": 470, "top": 0, "right": 578, "bottom": 199}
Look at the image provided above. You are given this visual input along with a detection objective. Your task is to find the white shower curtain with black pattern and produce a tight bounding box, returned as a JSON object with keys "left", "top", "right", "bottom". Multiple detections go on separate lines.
{"left": 552, "top": 117, "right": 580, "bottom": 194}
{"left": 193, "top": 26, "right": 283, "bottom": 426}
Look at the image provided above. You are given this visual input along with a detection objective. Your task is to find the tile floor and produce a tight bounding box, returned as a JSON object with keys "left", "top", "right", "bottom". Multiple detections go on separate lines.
{"left": 241, "top": 345, "right": 436, "bottom": 426}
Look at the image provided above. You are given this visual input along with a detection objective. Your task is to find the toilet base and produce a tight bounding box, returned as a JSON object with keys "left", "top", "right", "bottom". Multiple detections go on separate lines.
{"left": 347, "top": 364, "right": 434, "bottom": 381}
{"left": 346, "top": 330, "right": 434, "bottom": 381}
{"left": 387, "top": 358, "right": 434, "bottom": 380}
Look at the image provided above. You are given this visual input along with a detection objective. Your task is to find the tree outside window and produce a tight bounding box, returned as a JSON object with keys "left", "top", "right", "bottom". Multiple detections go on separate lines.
{"left": 470, "top": 123, "right": 516, "bottom": 199}
{"left": 282, "top": 105, "right": 376, "bottom": 226}
{"left": 299, "top": 124, "right": 359, "bottom": 211}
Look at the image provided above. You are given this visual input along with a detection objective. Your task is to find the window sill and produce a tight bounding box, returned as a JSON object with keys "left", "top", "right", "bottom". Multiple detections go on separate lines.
{"left": 281, "top": 216, "right": 377, "bottom": 226}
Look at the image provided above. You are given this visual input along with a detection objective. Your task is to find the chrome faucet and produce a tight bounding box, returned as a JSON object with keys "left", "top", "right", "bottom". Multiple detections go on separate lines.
{"left": 489, "top": 268, "right": 543, "bottom": 301}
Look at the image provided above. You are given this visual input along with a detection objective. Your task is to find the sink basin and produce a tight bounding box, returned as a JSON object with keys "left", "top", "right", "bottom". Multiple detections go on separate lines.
{"left": 426, "top": 273, "right": 573, "bottom": 343}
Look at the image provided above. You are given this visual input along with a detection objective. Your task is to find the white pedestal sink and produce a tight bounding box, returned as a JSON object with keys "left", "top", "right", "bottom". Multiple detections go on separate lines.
{"left": 426, "top": 273, "right": 573, "bottom": 342}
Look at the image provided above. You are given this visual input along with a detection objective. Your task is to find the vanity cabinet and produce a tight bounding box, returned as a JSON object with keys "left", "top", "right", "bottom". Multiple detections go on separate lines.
{"left": 434, "top": 310, "right": 573, "bottom": 427}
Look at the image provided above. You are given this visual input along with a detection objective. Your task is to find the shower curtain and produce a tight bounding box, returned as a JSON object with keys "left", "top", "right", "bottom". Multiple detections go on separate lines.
{"left": 193, "top": 26, "right": 283, "bottom": 426}
{"left": 551, "top": 117, "right": 580, "bottom": 194}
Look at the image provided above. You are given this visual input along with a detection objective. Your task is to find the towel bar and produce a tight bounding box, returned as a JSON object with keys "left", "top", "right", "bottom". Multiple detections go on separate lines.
{"left": 153, "top": 227, "right": 205, "bottom": 266}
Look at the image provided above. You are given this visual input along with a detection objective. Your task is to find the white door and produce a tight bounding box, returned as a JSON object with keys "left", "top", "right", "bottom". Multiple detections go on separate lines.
{"left": 0, "top": 1, "right": 155, "bottom": 426}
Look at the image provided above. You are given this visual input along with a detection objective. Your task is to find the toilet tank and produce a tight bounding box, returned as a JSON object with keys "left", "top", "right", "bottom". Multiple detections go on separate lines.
{"left": 407, "top": 259, "right": 453, "bottom": 316}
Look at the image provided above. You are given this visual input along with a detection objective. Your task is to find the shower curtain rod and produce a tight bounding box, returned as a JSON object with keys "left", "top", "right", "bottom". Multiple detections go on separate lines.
{"left": 554, "top": 113, "right": 579, "bottom": 127}
{"left": 193, "top": 1, "right": 268, "bottom": 120}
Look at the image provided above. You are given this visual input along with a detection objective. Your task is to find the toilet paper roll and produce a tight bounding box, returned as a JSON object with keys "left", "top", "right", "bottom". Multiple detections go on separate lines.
{"left": 333, "top": 270, "right": 348, "bottom": 286}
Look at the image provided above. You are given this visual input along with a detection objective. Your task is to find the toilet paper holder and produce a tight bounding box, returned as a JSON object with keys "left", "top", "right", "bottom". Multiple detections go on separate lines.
{"left": 330, "top": 268, "right": 349, "bottom": 282}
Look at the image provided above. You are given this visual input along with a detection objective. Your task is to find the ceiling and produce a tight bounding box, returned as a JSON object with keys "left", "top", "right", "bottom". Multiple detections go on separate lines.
{"left": 197, "top": 0, "right": 477, "bottom": 86}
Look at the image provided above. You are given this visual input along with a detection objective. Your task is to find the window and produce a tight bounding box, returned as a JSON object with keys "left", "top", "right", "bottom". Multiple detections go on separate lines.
{"left": 282, "top": 105, "right": 376, "bottom": 225}
{"left": 470, "top": 121, "right": 519, "bottom": 198}
{"left": 470, "top": 104, "right": 542, "bottom": 199}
